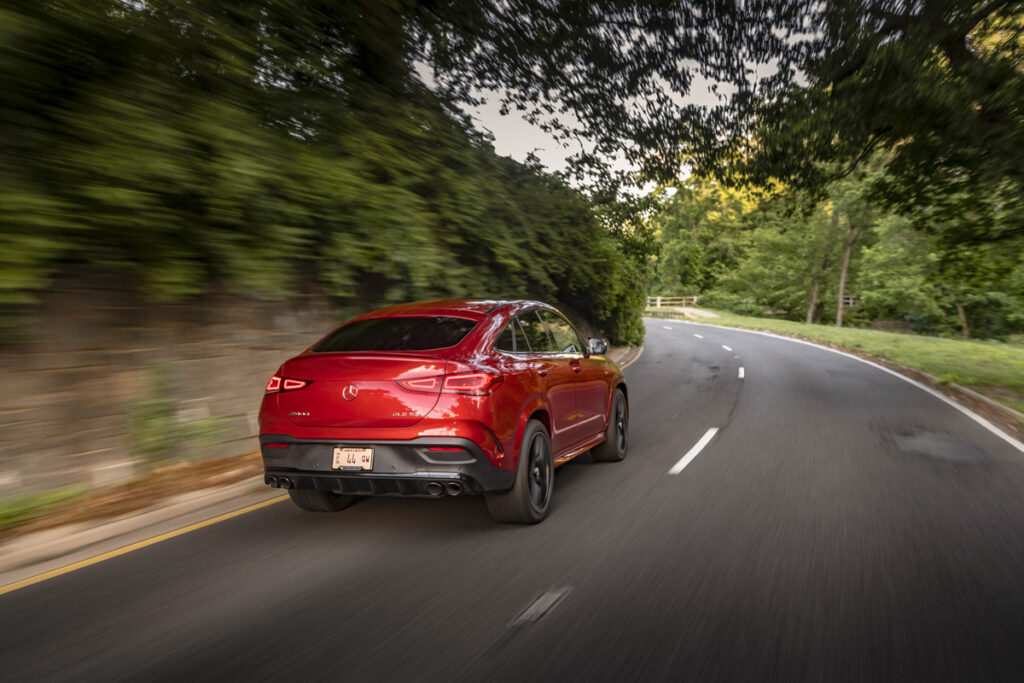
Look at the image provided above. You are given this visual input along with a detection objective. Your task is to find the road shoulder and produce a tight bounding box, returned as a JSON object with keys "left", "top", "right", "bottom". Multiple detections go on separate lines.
{"left": 0, "top": 478, "right": 281, "bottom": 591}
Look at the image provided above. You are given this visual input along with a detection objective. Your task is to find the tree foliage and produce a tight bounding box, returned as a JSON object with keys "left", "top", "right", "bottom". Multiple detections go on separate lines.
{"left": 648, "top": 180, "right": 758, "bottom": 296}
{"left": 729, "top": 1, "right": 1024, "bottom": 244}
{"left": 650, "top": 169, "right": 1024, "bottom": 340}
{"left": 0, "top": 0, "right": 651, "bottom": 343}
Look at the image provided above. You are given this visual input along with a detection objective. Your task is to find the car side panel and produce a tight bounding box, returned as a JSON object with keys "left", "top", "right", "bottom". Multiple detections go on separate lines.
{"left": 575, "top": 355, "right": 614, "bottom": 441}
{"left": 538, "top": 355, "right": 582, "bottom": 454}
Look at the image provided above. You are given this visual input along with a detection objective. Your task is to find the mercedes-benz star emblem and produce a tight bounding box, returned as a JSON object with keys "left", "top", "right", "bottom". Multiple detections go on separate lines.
{"left": 341, "top": 384, "right": 359, "bottom": 401}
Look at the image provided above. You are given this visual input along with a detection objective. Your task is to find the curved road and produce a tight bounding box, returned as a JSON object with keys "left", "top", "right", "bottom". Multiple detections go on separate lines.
{"left": 4, "top": 320, "right": 1024, "bottom": 681}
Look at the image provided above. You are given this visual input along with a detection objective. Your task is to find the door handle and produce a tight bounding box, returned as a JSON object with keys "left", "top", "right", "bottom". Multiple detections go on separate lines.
{"left": 570, "top": 360, "right": 581, "bottom": 374}
{"left": 537, "top": 368, "right": 548, "bottom": 377}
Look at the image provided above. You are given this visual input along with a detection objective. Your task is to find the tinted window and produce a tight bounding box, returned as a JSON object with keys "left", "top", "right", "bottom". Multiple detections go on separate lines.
{"left": 495, "top": 323, "right": 516, "bottom": 351}
{"left": 539, "top": 310, "right": 582, "bottom": 353}
{"left": 518, "top": 311, "right": 554, "bottom": 352}
{"left": 496, "top": 320, "right": 530, "bottom": 352}
{"left": 312, "top": 316, "right": 477, "bottom": 352}
{"left": 511, "top": 320, "right": 529, "bottom": 351}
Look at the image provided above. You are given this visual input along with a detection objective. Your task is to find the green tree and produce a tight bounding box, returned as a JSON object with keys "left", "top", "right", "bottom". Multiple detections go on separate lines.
{"left": 732, "top": 2, "right": 1024, "bottom": 245}
{"left": 649, "top": 180, "right": 755, "bottom": 296}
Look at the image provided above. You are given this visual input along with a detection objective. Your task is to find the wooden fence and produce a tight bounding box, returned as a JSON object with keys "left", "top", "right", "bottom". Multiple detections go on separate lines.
{"left": 647, "top": 296, "right": 700, "bottom": 308}
{"left": 648, "top": 295, "right": 857, "bottom": 309}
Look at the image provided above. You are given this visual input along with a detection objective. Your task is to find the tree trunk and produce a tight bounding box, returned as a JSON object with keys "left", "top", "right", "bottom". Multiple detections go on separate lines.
{"left": 805, "top": 279, "right": 819, "bottom": 324}
{"left": 836, "top": 223, "right": 861, "bottom": 328}
{"left": 955, "top": 301, "right": 970, "bottom": 339}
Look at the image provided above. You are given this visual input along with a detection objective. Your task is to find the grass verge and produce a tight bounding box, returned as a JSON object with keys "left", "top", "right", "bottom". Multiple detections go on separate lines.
{"left": 647, "top": 308, "right": 1024, "bottom": 418}
{"left": 0, "top": 488, "right": 87, "bottom": 534}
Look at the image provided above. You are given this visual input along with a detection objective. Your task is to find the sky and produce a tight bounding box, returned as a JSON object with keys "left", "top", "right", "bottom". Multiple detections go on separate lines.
{"left": 470, "top": 98, "right": 571, "bottom": 173}
{"left": 467, "top": 73, "right": 728, "bottom": 185}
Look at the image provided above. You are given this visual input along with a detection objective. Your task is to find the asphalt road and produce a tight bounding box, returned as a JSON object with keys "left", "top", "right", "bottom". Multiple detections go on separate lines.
{"left": 4, "top": 319, "right": 1024, "bottom": 682}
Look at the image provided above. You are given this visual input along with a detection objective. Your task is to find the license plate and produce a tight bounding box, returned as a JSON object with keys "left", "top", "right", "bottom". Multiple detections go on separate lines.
{"left": 333, "top": 447, "right": 373, "bottom": 471}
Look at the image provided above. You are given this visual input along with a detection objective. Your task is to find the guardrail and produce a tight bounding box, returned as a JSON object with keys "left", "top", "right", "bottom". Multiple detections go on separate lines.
{"left": 647, "top": 296, "right": 700, "bottom": 308}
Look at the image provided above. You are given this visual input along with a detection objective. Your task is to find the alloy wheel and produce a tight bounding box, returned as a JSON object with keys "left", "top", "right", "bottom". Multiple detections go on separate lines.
{"left": 528, "top": 433, "right": 552, "bottom": 509}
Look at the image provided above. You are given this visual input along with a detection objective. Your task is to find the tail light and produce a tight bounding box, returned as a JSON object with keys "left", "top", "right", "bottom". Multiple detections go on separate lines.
{"left": 442, "top": 372, "right": 501, "bottom": 394}
{"left": 265, "top": 375, "right": 310, "bottom": 393}
{"left": 398, "top": 371, "right": 502, "bottom": 396}
{"left": 400, "top": 376, "right": 440, "bottom": 391}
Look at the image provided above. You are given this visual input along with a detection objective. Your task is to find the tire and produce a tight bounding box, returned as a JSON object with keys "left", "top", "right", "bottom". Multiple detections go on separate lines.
{"left": 486, "top": 420, "right": 554, "bottom": 524}
{"left": 591, "top": 388, "right": 628, "bottom": 462}
{"left": 288, "top": 488, "right": 356, "bottom": 512}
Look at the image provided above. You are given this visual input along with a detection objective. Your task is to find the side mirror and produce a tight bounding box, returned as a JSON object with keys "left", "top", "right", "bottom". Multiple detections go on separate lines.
{"left": 589, "top": 337, "right": 608, "bottom": 355}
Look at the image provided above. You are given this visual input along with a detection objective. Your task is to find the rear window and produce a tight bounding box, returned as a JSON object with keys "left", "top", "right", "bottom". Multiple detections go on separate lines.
{"left": 312, "top": 316, "right": 477, "bottom": 353}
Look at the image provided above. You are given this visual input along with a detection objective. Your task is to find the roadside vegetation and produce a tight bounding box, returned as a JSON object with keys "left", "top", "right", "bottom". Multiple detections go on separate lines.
{"left": 648, "top": 169, "right": 1024, "bottom": 342}
{"left": 0, "top": 487, "right": 85, "bottom": 535}
{"left": 0, "top": 2, "right": 650, "bottom": 344}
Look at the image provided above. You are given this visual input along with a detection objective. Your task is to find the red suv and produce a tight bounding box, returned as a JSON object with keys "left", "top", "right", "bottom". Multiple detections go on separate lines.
{"left": 259, "top": 299, "right": 628, "bottom": 523}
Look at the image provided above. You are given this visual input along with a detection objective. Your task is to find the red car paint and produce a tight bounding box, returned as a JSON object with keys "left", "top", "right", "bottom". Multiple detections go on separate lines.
{"left": 258, "top": 299, "right": 626, "bottom": 490}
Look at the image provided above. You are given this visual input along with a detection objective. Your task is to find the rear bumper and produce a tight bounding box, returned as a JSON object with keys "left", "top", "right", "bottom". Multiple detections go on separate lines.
{"left": 259, "top": 434, "right": 515, "bottom": 495}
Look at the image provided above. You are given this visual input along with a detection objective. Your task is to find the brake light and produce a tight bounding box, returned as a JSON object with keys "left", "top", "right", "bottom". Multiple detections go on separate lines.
{"left": 442, "top": 372, "right": 500, "bottom": 394}
{"left": 398, "top": 372, "right": 502, "bottom": 395}
{"left": 398, "top": 376, "right": 440, "bottom": 391}
{"left": 265, "top": 375, "right": 310, "bottom": 393}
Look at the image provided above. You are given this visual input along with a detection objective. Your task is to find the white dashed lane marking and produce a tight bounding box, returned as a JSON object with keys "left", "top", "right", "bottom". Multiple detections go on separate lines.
{"left": 722, "top": 345, "right": 732, "bottom": 351}
{"left": 738, "top": 367, "right": 745, "bottom": 379}
{"left": 511, "top": 587, "right": 573, "bottom": 626}
{"left": 669, "top": 428, "right": 720, "bottom": 475}
{"left": 694, "top": 334, "right": 704, "bottom": 339}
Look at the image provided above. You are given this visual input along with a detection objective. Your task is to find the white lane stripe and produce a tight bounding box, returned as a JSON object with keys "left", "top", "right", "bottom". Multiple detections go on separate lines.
{"left": 663, "top": 326, "right": 673, "bottom": 330}
{"left": 669, "top": 428, "right": 719, "bottom": 475}
{"left": 738, "top": 367, "right": 745, "bottom": 379}
{"left": 511, "top": 587, "right": 573, "bottom": 626}
{"left": 674, "top": 321, "right": 1024, "bottom": 455}
{"left": 694, "top": 334, "right": 704, "bottom": 339}
{"left": 722, "top": 345, "right": 732, "bottom": 351}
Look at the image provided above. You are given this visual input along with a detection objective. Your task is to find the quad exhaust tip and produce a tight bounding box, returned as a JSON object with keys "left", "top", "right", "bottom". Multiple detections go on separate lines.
{"left": 445, "top": 482, "right": 464, "bottom": 496}
{"left": 426, "top": 482, "right": 444, "bottom": 497}
{"left": 279, "top": 476, "right": 293, "bottom": 489}
{"left": 265, "top": 475, "right": 279, "bottom": 488}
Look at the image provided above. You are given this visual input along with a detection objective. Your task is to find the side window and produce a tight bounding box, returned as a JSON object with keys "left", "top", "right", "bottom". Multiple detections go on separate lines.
{"left": 512, "top": 319, "right": 530, "bottom": 351}
{"left": 495, "top": 320, "right": 530, "bottom": 352}
{"left": 518, "top": 311, "right": 554, "bottom": 352}
{"left": 495, "top": 323, "right": 516, "bottom": 351}
{"left": 538, "top": 310, "right": 582, "bottom": 353}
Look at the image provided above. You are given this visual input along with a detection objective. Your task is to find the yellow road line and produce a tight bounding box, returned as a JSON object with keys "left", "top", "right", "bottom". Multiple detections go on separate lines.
{"left": 620, "top": 344, "right": 645, "bottom": 370}
{"left": 0, "top": 495, "right": 287, "bottom": 598}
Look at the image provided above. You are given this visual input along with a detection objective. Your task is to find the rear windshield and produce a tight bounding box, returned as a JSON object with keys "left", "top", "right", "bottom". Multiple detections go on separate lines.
{"left": 312, "top": 316, "right": 477, "bottom": 353}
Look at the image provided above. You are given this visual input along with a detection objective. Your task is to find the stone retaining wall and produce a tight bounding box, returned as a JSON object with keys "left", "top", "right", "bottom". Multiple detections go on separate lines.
{"left": 0, "top": 270, "right": 339, "bottom": 499}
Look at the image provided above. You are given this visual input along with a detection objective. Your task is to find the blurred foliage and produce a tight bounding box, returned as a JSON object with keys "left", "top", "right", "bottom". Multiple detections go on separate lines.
{"left": 126, "top": 367, "right": 227, "bottom": 466}
{"left": 0, "top": 487, "right": 85, "bottom": 533}
{"left": 0, "top": 0, "right": 651, "bottom": 345}
{"left": 731, "top": 1, "right": 1024, "bottom": 245}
